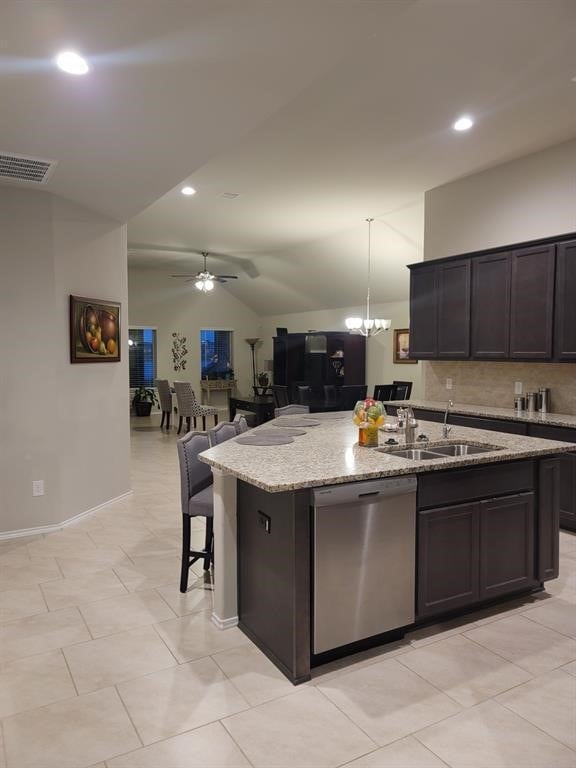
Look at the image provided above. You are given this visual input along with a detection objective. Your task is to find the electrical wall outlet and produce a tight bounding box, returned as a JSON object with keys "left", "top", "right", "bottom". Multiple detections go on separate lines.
{"left": 514, "top": 381, "right": 523, "bottom": 394}
{"left": 32, "top": 480, "right": 44, "bottom": 497}
{"left": 446, "top": 378, "right": 453, "bottom": 390}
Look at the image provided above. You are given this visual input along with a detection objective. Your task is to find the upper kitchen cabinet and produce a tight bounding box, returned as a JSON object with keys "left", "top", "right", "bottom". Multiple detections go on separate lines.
{"left": 409, "top": 264, "right": 438, "bottom": 358}
{"left": 471, "top": 251, "right": 511, "bottom": 359}
{"left": 554, "top": 240, "right": 576, "bottom": 361}
{"left": 509, "top": 244, "right": 556, "bottom": 359}
{"left": 409, "top": 259, "right": 470, "bottom": 359}
{"left": 437, "top": 259, "right": 471, "bottom": 358}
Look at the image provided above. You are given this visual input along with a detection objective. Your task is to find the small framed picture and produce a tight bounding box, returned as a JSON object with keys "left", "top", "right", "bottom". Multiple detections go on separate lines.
{"left": 393, "top": 328, "right": 416, "bottom": 364}
{"left": 70, "top": 295, "right": 121, "bottom": 363}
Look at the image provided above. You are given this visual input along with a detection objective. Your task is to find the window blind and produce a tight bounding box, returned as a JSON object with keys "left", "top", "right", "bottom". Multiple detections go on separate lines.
{"left": 129, "top": 328, "right": 157, "bottom": 388}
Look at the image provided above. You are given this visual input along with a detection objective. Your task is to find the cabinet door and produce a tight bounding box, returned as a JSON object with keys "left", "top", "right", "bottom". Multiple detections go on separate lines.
{"left": 554, "top": 240, "right": 576, "bottom": 361}
{"left": 471, "top": 251, "right": 511, "bottom": 359}
{"left": 342, "top": 334, "right": 366, "bottom": 385}
{"left": 510, "top": 244, "right": 556, "bottom": 359}
{"left": 417, "top": 502, "right": 479, "bottom": 618}
{"left": 437, "top": 259, "right": 471, "bottom": 358}
{"left": 538, "top": 458, "right": 560, "bottom": 581}
{"left": 409, "top": 266, "right": 438, "bottom": 359}
{"left": 527, "top": 424, "right": 576, "bottom": 532}
{"left": 479, "top": 492, "right": 536, "bottom": 600}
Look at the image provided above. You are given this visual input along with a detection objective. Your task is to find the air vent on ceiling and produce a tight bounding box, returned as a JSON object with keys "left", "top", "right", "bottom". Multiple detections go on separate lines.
{"left": 220, "top": 192, "right": 240, "bottom": 199}
{"left": 0, "top": 152, "right": 57, "bottom": 184}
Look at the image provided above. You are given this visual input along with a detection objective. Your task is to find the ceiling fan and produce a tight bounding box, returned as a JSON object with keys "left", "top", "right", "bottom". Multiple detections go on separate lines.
{"left": 170, "top": 252, "right": 238, "bottom": 292}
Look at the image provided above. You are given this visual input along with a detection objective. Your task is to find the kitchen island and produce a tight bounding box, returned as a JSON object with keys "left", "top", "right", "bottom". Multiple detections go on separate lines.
{"left": 200, "top": 414, "right": 575, "bottom": 683}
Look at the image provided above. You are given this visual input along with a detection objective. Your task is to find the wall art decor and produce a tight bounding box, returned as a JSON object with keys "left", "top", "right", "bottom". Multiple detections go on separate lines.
{"left": 172, "top": 332, "right": 188, "bottom": 371}
{"left": 70, "top": 295, "right": 121, "bottom": 363}
{"left": 393, "top": 328, "right": 416, "bottom": 364}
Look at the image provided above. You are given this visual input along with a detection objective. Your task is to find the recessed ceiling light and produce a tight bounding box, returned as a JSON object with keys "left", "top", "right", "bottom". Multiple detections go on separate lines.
{"left": 181, "top": 186, "right": 196, "bottom": 196}
{"left": 453, "top": 115, "right": 474, "bottom": 132}
{"left": 55, "top": 51, "right": 89, "bottom": 75}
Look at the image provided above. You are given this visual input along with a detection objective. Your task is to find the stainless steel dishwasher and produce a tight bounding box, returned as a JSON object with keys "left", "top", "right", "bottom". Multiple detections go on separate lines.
{"left": 313, "top": 476, "right": 417, "bottom": 654}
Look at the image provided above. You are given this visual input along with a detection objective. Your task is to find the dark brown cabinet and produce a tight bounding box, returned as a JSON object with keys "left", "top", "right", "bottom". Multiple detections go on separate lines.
{"left": 273, "top": 332, "right": 366, "bottom": 399}
{"left": 528, "top": 423, "right": 576, "bottom": 532}
{"left": 554, "top": 240, "right": 576, "bottom": 361}
{"left": 538, "top": 458, "right": 561, "bottom": 581}
{"left": 418, "top": 502, "right": 479, "bottom": 617}
{"left": 471, "top": 251, "right": 511, "bottom": 359}
{"left": 509, "top": 244, "right": 556, "bottom": 359}
{"left": 437, "top": 259, "right": 470, "bottom": 358}
{"left": 408, "top": 232, "right": 576, "bottom": 362}
{"left": 409, "top": 265, "right": 438, "bottom": 359}
{"left": 479, "top": 493, "right": 536, "bottom": 600}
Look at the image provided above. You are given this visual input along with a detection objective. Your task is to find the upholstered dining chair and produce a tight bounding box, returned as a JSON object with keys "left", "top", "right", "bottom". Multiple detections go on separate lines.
{"left": 207, "top": 421, "right": 238, "bottom": 447}
{"left": 177, "top": 431, "right": 213, "bottom": 592}
{"left": 297, "top": 385, "right": 311, "bottom": 405}
{"left": 271, "top": 385, "right": 290, "bottom": 408}
{"left": 323, "top": 384, "right": 338, "bottom": 405}
{"left": 173, "top": 381, "right": 219, "bottom": 434}
{"left": 339, "top": 384, "right": 368, "bottom": 410}
{"left": 274, "top": 404, "right": 310, "bottom": 417}
{"left": 155, "top": 379, "right": 173, "bottom": 430}
{"left": 233, "top": 414, "right": 250, "bottom": 433}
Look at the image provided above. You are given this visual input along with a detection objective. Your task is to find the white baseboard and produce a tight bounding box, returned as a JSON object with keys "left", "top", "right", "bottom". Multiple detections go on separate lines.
{"left": 0, "top": 490, "right": 133, "bottom": 540}
{"left": 211, "top": 612, "right": 239, "bottom": 630}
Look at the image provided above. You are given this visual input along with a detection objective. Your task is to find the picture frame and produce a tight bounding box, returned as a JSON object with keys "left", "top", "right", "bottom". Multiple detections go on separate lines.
{"left": 393, "top": 328, "right": 416, "bottom": 364}
{"left": 70, "top": 295, "right": 121, "bottom": 364}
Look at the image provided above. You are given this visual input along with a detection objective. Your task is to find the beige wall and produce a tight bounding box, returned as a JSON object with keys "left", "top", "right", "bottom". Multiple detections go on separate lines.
{"left": 259, "top": 301, "right": 422, "bottom": 398}
{"left": 0, "top": 188, "right": 130, "bottom": 535}
{"left": 422, "top": 138, "right": 576, "bottom": 412}
{"left": 128, "top": 268, "right": 261, "bottom": 403}
{"left": 424, "top": 138, "right": 576, "bottom": 261}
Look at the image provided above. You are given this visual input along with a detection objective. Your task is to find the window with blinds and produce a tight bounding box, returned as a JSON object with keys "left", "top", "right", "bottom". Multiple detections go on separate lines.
{"left": 129, "top": 328, "right": 157, "bottom": 388}
{"left": 200, "top": 329, "right": 233, "bottom": 379}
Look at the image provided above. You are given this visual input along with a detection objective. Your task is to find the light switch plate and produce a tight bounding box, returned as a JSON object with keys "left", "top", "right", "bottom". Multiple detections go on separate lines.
{"left": 446, "top": 378, "right": 453, "bottom": 390}
{"left": 514, "top": 381, "right": 523, "bottom": 394}
{"left": 32, "top": 480, "right": 44, "bottom": 497}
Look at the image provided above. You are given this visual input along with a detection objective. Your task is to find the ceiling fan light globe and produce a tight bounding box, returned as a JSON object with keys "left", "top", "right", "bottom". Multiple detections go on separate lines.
{"left": 195, "top": 280, "right": 204, "bottom": 291}
{"left": 204, "top": 280, "right": 214, "bottom": 291}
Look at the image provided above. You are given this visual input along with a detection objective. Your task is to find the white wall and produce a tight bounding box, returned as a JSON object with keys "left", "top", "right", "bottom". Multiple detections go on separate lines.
{"left": 128, "top": 268, "right": 261, "bottom": 402}
{"left": 259, "top": 301, "right": 422, "bottom": 398}
{"left": 0, "top": 188, "right": 130, "bottom": 535}
{"left": 424, "top": 138, "right": 576, "bottom": 261}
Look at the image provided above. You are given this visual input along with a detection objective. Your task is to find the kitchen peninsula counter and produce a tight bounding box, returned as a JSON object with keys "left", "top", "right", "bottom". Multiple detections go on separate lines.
{"left": 200, "top": 414, "right": 574, "bottom": 683}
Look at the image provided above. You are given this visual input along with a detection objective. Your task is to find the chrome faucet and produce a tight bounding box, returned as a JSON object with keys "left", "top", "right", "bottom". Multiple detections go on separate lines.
{"left": 442, "top": 400, "right": 453, "bottom": 439}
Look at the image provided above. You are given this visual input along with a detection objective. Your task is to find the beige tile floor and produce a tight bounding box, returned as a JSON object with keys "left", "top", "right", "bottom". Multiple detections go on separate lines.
{"left": 0, "top": 417, "right": 575, "bottom": 768}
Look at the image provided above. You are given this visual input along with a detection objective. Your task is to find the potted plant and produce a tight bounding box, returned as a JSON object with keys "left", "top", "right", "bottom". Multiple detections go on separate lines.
{"left": 132, "top": 386, "right": 159, "bottom": 417}
{"left": 257, "top": 371, "right": 270, "bottom": 387}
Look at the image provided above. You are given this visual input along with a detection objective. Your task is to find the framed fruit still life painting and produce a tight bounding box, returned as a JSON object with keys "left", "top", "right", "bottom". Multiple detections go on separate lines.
{"left": 70, "top": 295, "right": 121, "bottom": 363}
{"left": 393, "top": 328, "right": 416, "bottom": 364}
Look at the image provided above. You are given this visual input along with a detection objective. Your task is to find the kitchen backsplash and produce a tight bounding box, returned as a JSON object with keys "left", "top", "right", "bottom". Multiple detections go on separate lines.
{"left": 424, "top": 361, "right": 576, "bottom": 414}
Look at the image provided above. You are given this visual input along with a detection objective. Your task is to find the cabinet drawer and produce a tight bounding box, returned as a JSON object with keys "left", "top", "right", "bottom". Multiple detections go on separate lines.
{"left": 527, "top": 424, "right": 576, "bottom": 443}
{"left": 449, "top": 414, "right": 528, "bottom": 435}
{"left": 414, "top": 408, "right": 444, "bottom": 424}
{"left": 418, "top": 460, "right": 535, "bottom": 510}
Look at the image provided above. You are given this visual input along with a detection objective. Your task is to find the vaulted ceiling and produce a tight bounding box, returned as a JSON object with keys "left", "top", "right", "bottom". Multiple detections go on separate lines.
{"left": 2, "top": 1, "right": 576, "bottom": 315}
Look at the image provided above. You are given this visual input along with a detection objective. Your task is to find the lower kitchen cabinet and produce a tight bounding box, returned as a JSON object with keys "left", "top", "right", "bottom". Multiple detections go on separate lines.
{"left": 479, "top": 493, "right": 537, "bottom": 600}
{"left": 418, "top": 491, "right": 538, "bottom": 619}
{"left": 418, "top": 502, "right": 479, "bottom": 618}
{"left": 528, "top": 424, "right": 576, "bottom": 532}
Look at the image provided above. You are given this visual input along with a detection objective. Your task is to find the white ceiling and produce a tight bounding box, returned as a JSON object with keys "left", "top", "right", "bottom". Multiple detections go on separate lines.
{"left": 3, "top": 1, "right": 576, "bottom": 316}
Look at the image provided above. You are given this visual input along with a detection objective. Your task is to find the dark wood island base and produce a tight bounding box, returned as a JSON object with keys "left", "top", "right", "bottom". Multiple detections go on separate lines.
{"left": 237, "top": 456, "right": 560, "bottom": 684}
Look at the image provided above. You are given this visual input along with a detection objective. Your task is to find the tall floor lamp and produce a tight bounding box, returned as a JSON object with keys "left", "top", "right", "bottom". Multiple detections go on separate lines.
{"left": 245, "top": 338, "right": 259, "bottom": 390}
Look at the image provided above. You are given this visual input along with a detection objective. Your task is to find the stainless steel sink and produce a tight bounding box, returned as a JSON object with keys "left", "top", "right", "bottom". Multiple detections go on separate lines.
{"left": 380, "top": 448, "right": 446, "bottom": 460}
{"left": 428, "top": 443, "right": 499, "bottom": 456}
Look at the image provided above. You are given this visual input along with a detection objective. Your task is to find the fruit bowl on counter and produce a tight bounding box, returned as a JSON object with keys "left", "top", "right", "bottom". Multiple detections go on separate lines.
{"left": 353, "top": 399, "right": 385, "bottom": 447}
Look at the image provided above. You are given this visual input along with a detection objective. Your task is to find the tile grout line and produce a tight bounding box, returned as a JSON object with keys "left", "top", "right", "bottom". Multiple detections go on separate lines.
{"left": 113, "top": 685, "right": 145, "bottom": 749}
{"left": 520, "top": 609, "right": 576, "bottom": 641}
{"left": 59, "top": 648, "right": 80, "bottom": 698}
{"left": 148, "top": 622, "right": 181, "bottom": 666}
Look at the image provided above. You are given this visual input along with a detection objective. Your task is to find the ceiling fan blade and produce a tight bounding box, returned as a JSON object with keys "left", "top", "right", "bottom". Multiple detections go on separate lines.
{"left": 171, "top": 274, "right": 197, "bottom": 277}
{"left": 215, "top": 274, "right": 238, "bottom": 279}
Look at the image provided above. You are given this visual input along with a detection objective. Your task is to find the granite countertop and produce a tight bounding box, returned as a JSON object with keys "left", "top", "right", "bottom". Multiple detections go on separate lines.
{"left": 384, "top": 399, "right": 576, "bottom": 429}
{"left": 199, "top": 412, "right": 576, "bottom": 493}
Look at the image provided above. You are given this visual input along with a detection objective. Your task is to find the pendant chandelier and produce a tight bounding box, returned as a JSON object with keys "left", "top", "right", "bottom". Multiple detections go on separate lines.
{"left": 345, "top": 218, "right": 391, "bottom": 337}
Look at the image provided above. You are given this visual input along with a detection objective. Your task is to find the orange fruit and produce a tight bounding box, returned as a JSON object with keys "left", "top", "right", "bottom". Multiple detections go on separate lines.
{"left": 106, "top": 339, "right": 117, "bottom": 355}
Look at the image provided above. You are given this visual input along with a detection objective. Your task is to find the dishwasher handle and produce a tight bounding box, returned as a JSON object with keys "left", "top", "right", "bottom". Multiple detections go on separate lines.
{"left": 312, "top": 476, "right": 417, "bottom": 507}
